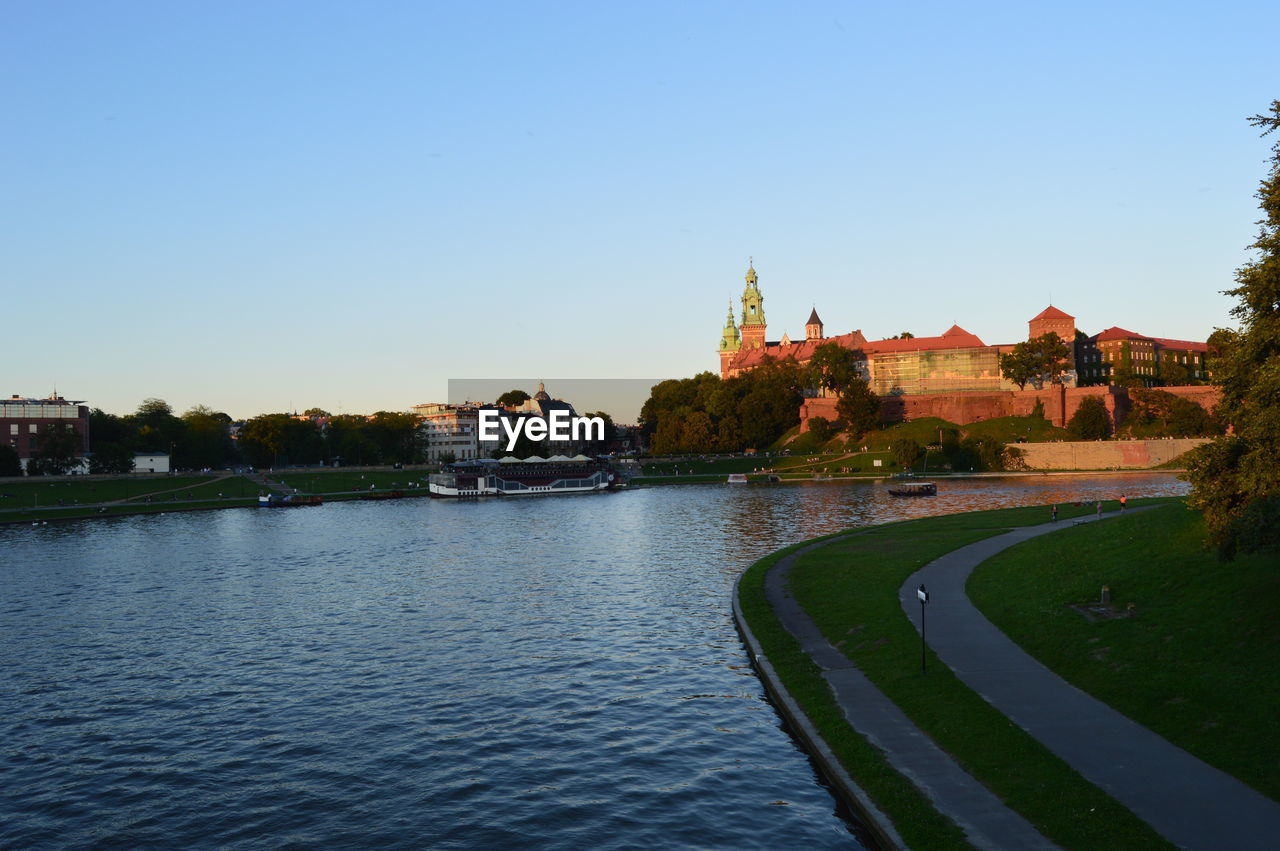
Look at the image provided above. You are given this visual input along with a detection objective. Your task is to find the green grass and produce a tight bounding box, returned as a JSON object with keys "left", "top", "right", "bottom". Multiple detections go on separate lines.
{"left": 857, "top": 417, "right": 958, "bottom": 451}
{"left": 738, "top": 538, "right": 971, "bottom": 849}
{"left": 969, "top": 504, "right": 1280, "bottom": 802}
{"left": 741, "top": 501, "right": 1177, "bottom": 848}
{"left": 3, "top": 497, "right": 260, "bottom": 524}
{"left": 270, "top": 470, "right": 431, "bottom": 494}
{"left": 0, "top": 475, "right": 218, "bottom": 510}
{"left": 963, "top": 414, "right": 1072, "bottom": 444}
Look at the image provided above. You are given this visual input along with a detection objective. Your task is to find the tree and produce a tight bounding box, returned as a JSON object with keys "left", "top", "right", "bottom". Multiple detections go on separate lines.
{"left": 89, "top": 443, "right": 136, "bottom": 474}
{"left": 496, "top": 389, "right": 531, "bottom": 408}
{"left": 836, "top": 380, "right": 881, "bottom": 439}
{"left": 1001, "top": 333, "right": 1071, "bottom": 390}
{"left": 892, "top": 332, "right": 915, "bottom": 339}
{"left": 239, "top": 414, "right": 323, "bottom": 467}
{"left": 27, "top": 422, "right": 83, "bottom": 475}
{"left": 303, "top": 407, "right": 331, "bottom": 418}
{"left": 1068, "top": 396, "right": 1111, "bottom": 440}
{"left": 1185, "top": 101, "right": 1280, "bottom": 558}
{"left": 999, "top": 347, "right": 1038, "bottom": 390}
{"left": 90, "top": 408, "right": 134, "bottom": 448}
{"left": 891, "top": 437, "right": 922, "bottom": 469}
{"left": 0, "top": 444, "right": 21, "bottom": 477}
{"left": 807, "top": 416, "right": 834, "bottom": 443}
{"left": 804, "top": 342, "right": 859, "bottom": 396}
{"left": 582, "top": 411, "right": 615, "bottom": 450}
{"left": 130, "top": 397, "right": 186, "bottom": 456}
{"left": 1120, "top": 389, "right": 1220, "bottom": 439}
{"left": 181, "top": 405, "right": 236, "bottom": 469}
{"left": 366, "top": 411, "right": 419, "bottom": 464}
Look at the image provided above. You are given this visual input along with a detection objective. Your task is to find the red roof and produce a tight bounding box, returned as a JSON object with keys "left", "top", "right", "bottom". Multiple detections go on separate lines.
{"left": 728, "top": 330, "right": 868, "bottom": 371}
{"left": 862, "top": 325, "right": 988, "bottom": 354}
{"left": 1151, "top": 337, "right": 1208, "bottom": 353}
{"left": 1091, "top": 326, "right": 1152, "bottom": 343}
{"left": 1031, "top": 305, "right": 1074, "bottom": 321}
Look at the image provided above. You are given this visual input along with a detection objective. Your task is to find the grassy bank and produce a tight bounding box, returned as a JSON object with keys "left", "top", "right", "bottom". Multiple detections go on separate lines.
{"left": 969, "top": 504, "right": 1280, "bottom": 801}
{"left": 738, "top": 538, "right": 970, "bottom": 849}
{"left": 739, "top": 502, "right": 1175, "bottom": 848}
{"left": 0, "top": 475, "right": 220, "bottom": 510}
{"left": 271, "top": 469, "right": 431, "bottom": 494}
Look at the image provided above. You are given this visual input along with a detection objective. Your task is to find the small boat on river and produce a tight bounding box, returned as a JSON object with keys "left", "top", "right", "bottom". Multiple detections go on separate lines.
{"left": 258, "top": 493, "right": 323, "bottom": 507}
{"left": 887, "top": 481, "right": 937, "bottom": 497}
{"left": 727, "top": 474, "right": 748, "bottom": 484}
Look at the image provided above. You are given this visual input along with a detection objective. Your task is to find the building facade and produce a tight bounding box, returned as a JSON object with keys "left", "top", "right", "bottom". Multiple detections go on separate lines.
{"left": 1, "top": 394, "right": 90, "bottom": 472}
{"left": 411, "top": 403, "right": 480, "bottom": 463}
{"left": 715, "top": 262, "right": 1208, "bottom": 395}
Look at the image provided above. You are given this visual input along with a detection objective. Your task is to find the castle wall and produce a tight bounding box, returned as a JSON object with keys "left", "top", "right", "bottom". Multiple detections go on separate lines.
{"left": 797, "top": 384, "right": 1219, "bottom": 433}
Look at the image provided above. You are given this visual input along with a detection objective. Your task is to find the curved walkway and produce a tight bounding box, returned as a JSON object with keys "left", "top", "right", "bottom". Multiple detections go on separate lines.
{"left": 899, "top": 508, "right": 1280, "bottom": 851}
{"left": 762, "top": 535, "right": 1055, "bottom": 850}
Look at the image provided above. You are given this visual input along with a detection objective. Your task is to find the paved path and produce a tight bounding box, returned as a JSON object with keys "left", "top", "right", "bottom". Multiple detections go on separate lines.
{"left": 900, "top": 508, "right": 1280, "bottom": 851}
{"left": 766, "top": 535, "right": 1056, "bottom": 850}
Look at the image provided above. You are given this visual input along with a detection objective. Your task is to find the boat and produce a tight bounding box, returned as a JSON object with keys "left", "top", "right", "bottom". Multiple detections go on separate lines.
{"left": 258, "top": 493, "right": 323, "bottom": 507}
{"left": 887, "top": 481, "right": 937, "bottom": 497}
{"left": 727, "top": 473, "right": 748, "bottom": 484}
{"left": 428, "top": 456, "right": 617, "bottom": 498}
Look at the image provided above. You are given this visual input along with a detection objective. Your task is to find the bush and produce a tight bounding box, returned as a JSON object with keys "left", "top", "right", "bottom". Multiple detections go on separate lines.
{"left": 806, "top": 416, "right": 833, "bottom": 443}
{"left": 1068, "top": 396, "right": 1111, "bottom": 440}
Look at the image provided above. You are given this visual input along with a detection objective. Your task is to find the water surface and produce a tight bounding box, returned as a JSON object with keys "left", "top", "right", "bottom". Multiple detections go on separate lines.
{"left": 1, "top": 474, "right": 1188, "bottom": 848}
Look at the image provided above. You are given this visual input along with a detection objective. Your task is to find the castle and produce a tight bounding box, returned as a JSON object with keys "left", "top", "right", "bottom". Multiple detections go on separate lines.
{"left": 715, "top": 262, "right": 1214, "bottom": 427}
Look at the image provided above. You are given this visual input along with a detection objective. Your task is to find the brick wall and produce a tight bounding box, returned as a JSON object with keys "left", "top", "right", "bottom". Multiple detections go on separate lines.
{"left": 798, "top": 384, "right": 1219, "bottom": 433}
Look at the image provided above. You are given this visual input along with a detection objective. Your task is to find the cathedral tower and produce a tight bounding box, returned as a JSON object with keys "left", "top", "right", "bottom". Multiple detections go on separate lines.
{"left": 740, "top": 260, "right": 767, "bottom": 350}
{"left": 718, "top": 300, "right": 741, "bottom": 378}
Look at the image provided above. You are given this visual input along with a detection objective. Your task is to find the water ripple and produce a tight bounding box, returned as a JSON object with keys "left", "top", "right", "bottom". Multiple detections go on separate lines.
{"left": 0, "top": 475, "right": 1186, "bottom": 848}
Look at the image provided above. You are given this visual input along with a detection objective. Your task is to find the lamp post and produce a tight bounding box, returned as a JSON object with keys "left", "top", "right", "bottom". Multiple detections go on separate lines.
{"left": 917, "top": 584, "right": 930, "bottom": 674}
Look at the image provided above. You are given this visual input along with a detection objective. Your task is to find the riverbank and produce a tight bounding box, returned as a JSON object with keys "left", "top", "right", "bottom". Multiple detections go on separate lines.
{"left": 0, "top": 469, "right": 432, "bottom": 525}
{"left": 735, "top": 499, "right": 1277, "bottom": 848}
{"left": 632, "top": 468, "right": 1187, "bottom": 487}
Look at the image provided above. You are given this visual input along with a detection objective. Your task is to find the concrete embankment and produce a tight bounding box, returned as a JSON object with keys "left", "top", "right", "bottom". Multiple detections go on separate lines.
{"left": 1012, "top": 437, "right": 1208, "bottom": 470}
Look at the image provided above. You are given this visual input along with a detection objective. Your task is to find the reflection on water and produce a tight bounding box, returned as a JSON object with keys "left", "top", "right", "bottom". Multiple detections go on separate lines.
{"left": 0, "top": 474, "right": 1186, "bottom": 849}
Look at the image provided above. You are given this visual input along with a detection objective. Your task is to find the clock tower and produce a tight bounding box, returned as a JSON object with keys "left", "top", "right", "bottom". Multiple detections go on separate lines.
{"left": 740, "top": 260, "right": 767, "bottom": 350}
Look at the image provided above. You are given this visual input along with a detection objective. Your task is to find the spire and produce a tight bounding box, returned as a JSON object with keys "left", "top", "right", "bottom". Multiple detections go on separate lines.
{"left": 720, "top": 297, "right": 741, "bottom": 352}
{"left": 805, "top": 306, "right": 824, "bottom": 341}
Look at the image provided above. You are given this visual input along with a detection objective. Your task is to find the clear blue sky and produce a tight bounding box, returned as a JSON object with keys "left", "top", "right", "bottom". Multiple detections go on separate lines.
{"left": 4, "top": 1, "right": 1276, "bottom": 420}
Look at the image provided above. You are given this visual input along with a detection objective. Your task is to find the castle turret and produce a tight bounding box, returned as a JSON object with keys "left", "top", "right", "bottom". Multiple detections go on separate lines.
{"left": 1029, "top": 305, "right": 1076, "bottom": 370}
{"left": 718, "top": 300, "right": 741, "bottom": 377}
{"left": 805, "top": 307, "right": 824, "bottom": 341}
{"left": 740, "top": 260, "right": 767, "bottom": 350}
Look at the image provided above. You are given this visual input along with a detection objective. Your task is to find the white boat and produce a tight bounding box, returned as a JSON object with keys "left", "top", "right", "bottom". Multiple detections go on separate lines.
{"left": 727, "top": 474, "right": 748, "bottom": 484}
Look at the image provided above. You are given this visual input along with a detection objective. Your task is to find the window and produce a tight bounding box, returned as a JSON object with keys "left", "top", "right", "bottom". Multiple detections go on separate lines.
{"left": 9, "top": 424, "right": 15, "bottom": 435}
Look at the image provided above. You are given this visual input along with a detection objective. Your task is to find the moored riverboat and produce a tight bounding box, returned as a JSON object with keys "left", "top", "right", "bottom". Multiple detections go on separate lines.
{"left": 887, "top": 481, "right": 937, "bottom": 497}
{"left": 258, "top": 493, "right": 323, "bottom": 507}
{"left": 727, "top": 473, "right": 748, "bottom": 484}
{"left": 428, "top": 456, "right": 617, "bottom": 498}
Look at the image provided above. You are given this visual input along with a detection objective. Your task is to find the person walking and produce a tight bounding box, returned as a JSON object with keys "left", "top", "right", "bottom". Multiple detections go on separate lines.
{"left": 1120, "top": 494, "right": 1127, "bottom": 512}
{"left": 1096, "top": 500, "right": 1103, "bottom": 519}
{"left": 1051, "top": 504, "right": 1058, "bottom": 522}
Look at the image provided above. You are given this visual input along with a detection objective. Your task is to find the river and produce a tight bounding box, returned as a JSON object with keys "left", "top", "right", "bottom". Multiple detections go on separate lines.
{"left": 1, "top": 474, "right": 1188, "bottom": 848}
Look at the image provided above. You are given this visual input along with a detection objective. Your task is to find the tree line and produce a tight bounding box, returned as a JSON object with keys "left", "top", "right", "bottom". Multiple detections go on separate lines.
{"left": 639, "top": 343, "right": 881, "bottom": 454}
{"left": 1, "top": 399, "right": 425, "bottom": 476}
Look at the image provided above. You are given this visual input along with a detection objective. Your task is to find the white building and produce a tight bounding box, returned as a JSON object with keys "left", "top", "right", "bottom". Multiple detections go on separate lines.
{"left": 133, "top": 452, "right": 170, "bottom": 473}
{"left": 410, "top": 404, "right": 480, "bottom": 463}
